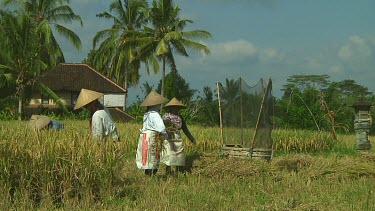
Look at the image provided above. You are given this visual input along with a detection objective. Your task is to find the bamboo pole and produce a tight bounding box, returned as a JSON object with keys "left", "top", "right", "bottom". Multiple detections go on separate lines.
{"left": 251, "top": 78, "right": 271, "bottom": 153}
{"left": 217, "top": 81, "right": 224, "bottom": 145}
{"left": 295, "top": 93, "right": 321, "bottom": 132}
{"left": 240, "top": 78, "right": 244, "bottom": 146}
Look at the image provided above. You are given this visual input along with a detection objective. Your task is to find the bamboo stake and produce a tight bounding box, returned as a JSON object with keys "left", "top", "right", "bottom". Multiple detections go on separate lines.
{"left": 251, "top": 78, "right": 270, "bottom": 153}
{"left": 217, "top": 81, "right": 224, "bottom": 145}
{"left": 240, "top": 78, "right": 244, "bottom": 146}
{"left": 294, "top": 92, "right": 321, "bottom": 132}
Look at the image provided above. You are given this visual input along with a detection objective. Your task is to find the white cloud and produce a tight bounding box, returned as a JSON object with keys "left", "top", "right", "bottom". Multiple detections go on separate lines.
{"left": 329, "top": 35, "right": 375, "bottom": 93}
{"left": 338, "top": 35, "right": 373, "bottom": 63}
{"left": 206, "top": 40, "right": 257, "bottom": 63}
{"left": 338, "top": 46, "right": 351, "bottom": 61}
{"left": 349, "top": 35, "right": 365, "bottom": 45}
{"left": 205, "top": 39, "right": 282, "bottom": 64}
{"left": 224, "top": 41, "right": 257, "bottom": 55}
{"left": 259, "top": 48, "right": 283, "bottom": 63}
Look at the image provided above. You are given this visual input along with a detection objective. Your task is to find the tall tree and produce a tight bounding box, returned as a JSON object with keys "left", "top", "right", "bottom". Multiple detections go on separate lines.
{"left": 276, "top": 77, "right": 374, "bottom": 133}
{"left": 323, "top": 79, "right": 373, "bottom": 133}
{"left": 275, "top": 87, "right": 325, "bottom": 130}
{"left": 2, "top": 0, "right": 83, "bottom": 65}
{"left": 92, "top": 0, "right": 151, "bottom": 110}
{"left": 218, "top": 78, "right": 241, "bottom": 126}
{"left": 156, "top": 68, "right": 196, "bottom": 102}
{"left": 219, "top": 78, "right": 240, "bottom": 105}
{"left": 0, "top": 0, "right": 81, "bottom": 120}
{"left": 330, "top": 80, "right": 372, "bottom": 99}
{"left": 0, "top": 12, "right": 48, "bottom": 120}
{"left": 0, "top": 12, "right": 16, "bottom": 100}
{"left": 282, "top": 74, "right": 330, "bottom": 98}
{"left": 196, "top": 86, "right": 219, "bottom": 126}
{"left": 136, "top": 0, "right": 211, "bottom": 97}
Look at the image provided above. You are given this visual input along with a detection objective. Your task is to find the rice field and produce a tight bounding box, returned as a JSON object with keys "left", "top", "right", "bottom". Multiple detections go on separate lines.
{"left": 0, "top": 120, "right": 374, "bottom": 210}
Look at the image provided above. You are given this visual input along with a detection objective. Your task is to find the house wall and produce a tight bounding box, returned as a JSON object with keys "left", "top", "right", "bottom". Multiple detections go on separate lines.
{"left": 29, "top": 91, "right": 124, "bottom": 108}
{"left": 29, "top": 91, "right": 71, "bottom": 106}
{"left": 103, "top": 94, "right": 125, "bottom": 108}
{"left": 30, "top": 92, "right": 42, "bottom": 105}
{"left": 56, "top": 91, "right": 71, "bottom": 105}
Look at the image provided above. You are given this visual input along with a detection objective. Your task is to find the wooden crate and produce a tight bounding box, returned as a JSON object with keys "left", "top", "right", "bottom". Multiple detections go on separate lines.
{"left": 221, "top": 145, "right": 251, "bottom": 158}
{"left": 251, "top": 148, "right": 273, "bottom": 162}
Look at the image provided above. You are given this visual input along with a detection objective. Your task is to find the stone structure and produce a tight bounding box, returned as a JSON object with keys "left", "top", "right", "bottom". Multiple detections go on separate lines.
{"left": 351, "top": 100, "right": 372, "bottom": 150}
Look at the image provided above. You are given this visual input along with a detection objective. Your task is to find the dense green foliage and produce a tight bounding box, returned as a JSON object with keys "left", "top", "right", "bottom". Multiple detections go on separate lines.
{"left": 89, "top": 0, "right": 150, "bottom": 110}
{"left": 276, "top": 75, "right": 375, "bottom": 135}
{"left": 134, "top": 0, "right": 211, "bottom": 97}
{"left": 0, "top": 11, "right": 48, "bottom": 120}
{"left": 156, "top": 68, "right": 196, "bottom": 102}
{"left": 0, "top": 0, "right": 82, "bottom": 119}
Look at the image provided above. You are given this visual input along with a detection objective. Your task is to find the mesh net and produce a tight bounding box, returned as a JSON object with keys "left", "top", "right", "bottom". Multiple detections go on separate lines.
{"left": 218, "top": 78, "right": 273, "bottom": 149}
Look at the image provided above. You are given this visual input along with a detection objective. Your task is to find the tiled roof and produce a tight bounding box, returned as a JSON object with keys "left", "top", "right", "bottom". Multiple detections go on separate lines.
{"left": 38, "top": 63, "right": 126, "bottom": 93}
{"left": 108, "top": 108, "right": 135, "bottom": 122}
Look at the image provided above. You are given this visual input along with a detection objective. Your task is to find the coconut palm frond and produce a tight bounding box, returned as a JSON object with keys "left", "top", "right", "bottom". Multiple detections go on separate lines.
{"left": 36, "top": 82, "right": 67, "bottom": 112}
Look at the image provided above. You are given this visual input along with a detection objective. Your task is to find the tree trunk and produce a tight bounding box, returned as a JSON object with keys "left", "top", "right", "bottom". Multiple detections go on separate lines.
{"left": 161, "top": 57, "right": 166, "bottom": 97}
{"left": 122, "top": 67, "right": 128, "bottom": 111}
{"left": 18, "top": 86, "right": 23, "bottom": 121}
{"left": 123, "top": 80, "right": 128, "bottom": 111}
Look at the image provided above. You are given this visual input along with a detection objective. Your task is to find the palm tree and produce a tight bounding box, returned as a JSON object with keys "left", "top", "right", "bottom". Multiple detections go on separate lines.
{"left": 92, "top": 0, "right": 154, "bottom": 110}
{"left": 0, "top": 12, "right": 13, "bottom": 88}
{"left": 156, "top": 68, "right": 196, "bottom": 102}
{"left": 219, "top": 78, "right": 240, "bottom": 105}
{"left": 1, "top": 0, "right": 82, "bottom": 119}
{"left": 219, "top": 78, "right": 241, "bottom": 126}
{"left": 0, "top": 11, "right": 48, "bottom": 120}
{"left": 136, "top": 0, "right": 212, "bottom": 97}
{"left": 2, "top": 0, "right": 83, "bottom": 65}
{"left": 142, "top": 81, "right": 154, "bottom": 97}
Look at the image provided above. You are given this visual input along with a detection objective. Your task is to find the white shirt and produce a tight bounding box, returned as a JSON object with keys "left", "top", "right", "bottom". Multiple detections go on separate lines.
{"left": 142, "top": 111, "right": 167, "bottom": 136}
{"left": 92, "top": 107, "right": 119, "bottom": 141}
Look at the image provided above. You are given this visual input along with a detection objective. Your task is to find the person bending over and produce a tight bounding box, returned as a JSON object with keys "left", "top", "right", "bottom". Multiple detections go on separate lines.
{"left": 74, "top": 88, "right": 119, "bottom": 141}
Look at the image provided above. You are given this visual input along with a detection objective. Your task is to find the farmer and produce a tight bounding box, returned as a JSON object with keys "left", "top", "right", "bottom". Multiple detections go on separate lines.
{"left": 136, "top": 90, "right": 169, "bottom": 176}
{"left": 28, "top": 115, "right": 64, "bottom": 131}
{"left": 161, "top": 98, "right": 196, "bottom": 175}
{"left": 74, "top": 88, "right": 120, "bottom": 141}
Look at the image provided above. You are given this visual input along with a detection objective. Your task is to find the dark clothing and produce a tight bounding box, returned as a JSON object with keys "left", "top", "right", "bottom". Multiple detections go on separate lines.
{"left": 145, "top": 169, "right": 158, "bottom": 176}
{"left": 162, "top": 112, "right": 196, "bottom": 144}
{"left": 180, "top": 117, "right": 196, "bottom": 144}
{"left": 49, "top": 120, "right": 64, "bottom": 131}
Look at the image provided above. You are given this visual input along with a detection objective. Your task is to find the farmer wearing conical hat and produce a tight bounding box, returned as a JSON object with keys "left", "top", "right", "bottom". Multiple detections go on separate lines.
{"left": 136, "top": 90, "right": 169, "bottom": 176}
{"left": 161, "top": 98, "right": 196, "bottom": 175}
{"left": 28, "top": 115, "right": 64, "bottom": 131}
{"left": 74, "top": 88, "right": 119, "bottom": 141}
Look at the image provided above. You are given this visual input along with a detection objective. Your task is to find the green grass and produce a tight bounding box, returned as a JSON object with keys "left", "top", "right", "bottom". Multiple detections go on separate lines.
{"left": 0, "top": 120, "right": 374, "bottom": 210}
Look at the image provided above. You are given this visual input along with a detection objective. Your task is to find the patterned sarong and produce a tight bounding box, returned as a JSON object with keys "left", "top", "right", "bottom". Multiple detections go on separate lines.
{"left": 160, "top": 131, "right": 186, "bottom": 166}
{"left": 136, "top": 130, "right": 162, "bottom": 169}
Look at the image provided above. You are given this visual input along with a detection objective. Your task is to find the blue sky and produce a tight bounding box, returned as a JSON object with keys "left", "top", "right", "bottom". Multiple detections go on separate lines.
{"left": 57, "top": 0, "right": 375, "bottom": 104}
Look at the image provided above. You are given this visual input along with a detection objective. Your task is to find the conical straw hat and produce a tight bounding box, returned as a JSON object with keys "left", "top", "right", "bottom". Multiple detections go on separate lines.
{"left": 140, "top": 90, "right": 168, "bottom": 107}
{"left": 74, "top": 88, "right": 104, "bottom": 110}
{"left": 164, "top": 97, "right": 186, "bottom": 109}
{"left": 28, "top": 115, "right": 51, "bottom": 130}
